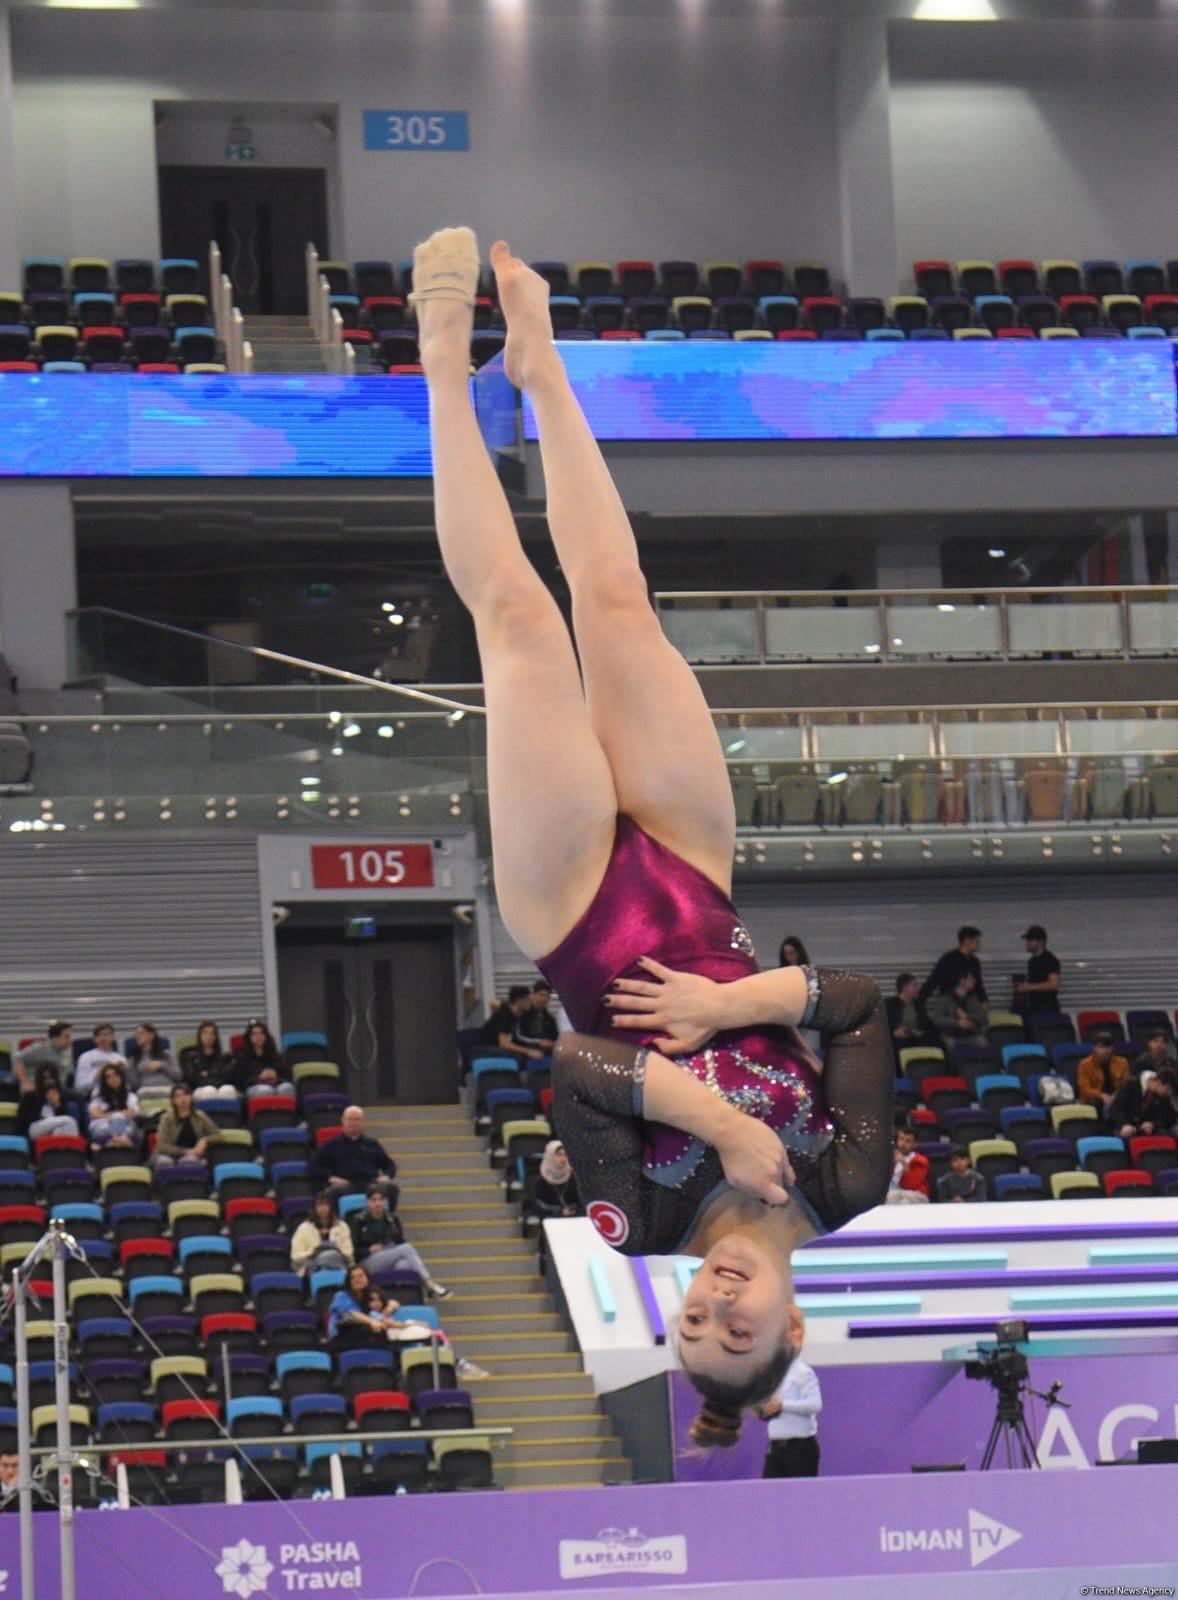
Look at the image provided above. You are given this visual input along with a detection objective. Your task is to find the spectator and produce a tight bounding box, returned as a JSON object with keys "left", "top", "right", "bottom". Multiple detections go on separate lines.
{"left": 1133, "top": 1028, "right": 1178, "bottom": 1078}
{"left": 1110, "top": 1069, "right": 1178, "bottom": 1141}
{"left": 18, "top": 1063, "right": 79, "bottom": 1141}
{"left": 926, "top": 972, "right": 989, "bottom": 1047}
{"left": 151, "top": 1082, "right": 219, "bottom": 1169}
{"left": 87, "top": 1061, "right": 141, "bottom": 1151}
{"left": 918, "top": 926, "right": 988, "bottom": 1007}
{"left": 1013, "top": 925, "right": 1061, "bottom": 1013}
{"left": 887, "top": 1126, "right": 930, "bottom": 1203}
{"left": 125, "top": 1024, "right": 181, "bottom": 1095}
{"left": 74, "top": 1023, "right": 127, "bottom": 1098}
{"left": 476, "top": 986, "right": 541, "bottom": 1062}
{"left": 0, "top": 1453, "right": 17, "bottom": 1499}
{"left": 532, "top": 1139, "right": 581, "bottom": 1218}
{"left": 180, "top": 1021, "right": 235, "bottom": 1093}
{"left": 14, "top": 1022, "right": 73, "bottom": 1093}
{"left": 327, "top": 1263, "right": 391, "bottom": 1348}
{"left": 310, "top": 1105, "right": 397, "bottom": 1198}
{"left": 757, "top": 1351, "right": 822, "bottom": 1478}
{"left": 778, "top": 935, "right": 811, "bottom": 969}
{"left": 348, "top": 1183, "right": 449, "bottom": 1299}
{"left": 1077, "top": 1032, "right": 1130, "bottom": 1114}
{"left": 884, "top": 973, "right": 937, "bottom": 1065}
{"left": 363, "top": 1281, "right": 489, "bottom": 1381}
{"left": 514, "top": 981, "right": 559, "bottom": 1054}
{"left": 290, "top": 1191, "right": 355, "bottom": 1277}
{"left": 936, "top": 1146, "right": 987, "bottom": 1203}
{"left": 232, "top": 1019, "right": 293, "bottom": 1099}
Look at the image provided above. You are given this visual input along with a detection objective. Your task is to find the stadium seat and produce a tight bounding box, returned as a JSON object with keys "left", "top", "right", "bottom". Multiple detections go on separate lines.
{"left": 100, "top": 1166, "right": 153, "bottom": 1208}
{"left": 150, "top": 1355, "right": 208, "bottom": 1407}
{"left": 97, "top": 1401, "right": 155, "bottom": 1446}
{"left": 161, "top": 1397, "right": 221, "bottom": 1441}
{"left": 69, "top": 1277, "right": 124, "bottom": 1321}
{"left": 913, "top": 260, "right": 953, "bottom": 299}
{"left": 1104, "top": 1170, "right": 1154, "bottom": 1198}
{"left": 958, "top": 260, "right": 997, "bottom": 298}
{"left": 759, "top": 296, "right": 799, "bottom": 334}
{"left": 889, "top": 296, "right": 928, "bottom": 334}
{"left": 353, "top": 1389, "right": 412, "bottom": 1432}
{"left": 76, "top": 1318, "right": 135, "bottom": 1362}
{"left": 336, "top": 1347, "right": 397, "bottom": 1400}
{"left": 999, "top": 1105, "right": 1049, "bottom": 1155}
{"left": 1084, "top": 259, "right": 1123, "bottom": 298}
{"left": 84, "top": 1357, "right": 146, "bottom": 1407}
{"left": 1103, "top": 294, "right": 1143, "bottom": 333}
{"left": 120, "top": 1237, "right": 175, "bottom": 1280}
{"left": 1059, "top": 294, "right": 1100, "bottom": 332}
{"left": 1076, "top": 1135, "right": 1127, "bottom": 1181}
{"left": 1029, "top": 1013, "right": 1076, "bottom": 1051}
{"left": 1025, "top": 1139, "right": 1077, "bottom": 1184}
{"left": 276, "top": 1350, "right": 333, "bottom": 1402}
{"left": 191, "top": 1272, "right": 247, "bottom": 1321}
{"left": 434, "top": 1435, "right": 494, "bottom": 1491}
{"left": 128, "top": 1275, "right": 186, "bottom": 1321}
{"left": 922, "top": 1077, "right": 971, "bottom": 1124}
{"left": 975, "top": 1074, "right": 1025, "bottom": 1116}
{"left": 290, "top": 1391, "right": 348, "bottom": 1436}
{"left": 932, "top": 295, "right": 972, "bottom": 333}
{"left": 415, "top": 1388, "right": 475, "bottom": 1431}
{"left": 998, "top": 259, "right": 1038, "bottom": 298}
{"left": 1129, "top": 1135, "right": 1178, "bottom": 1179}
{"left": 200, "top": 1312, "right": 259, "bottom": 1356}
{"left": 1042, "top": 259, "right": 1082, "bottom": 298}
{"left": 1050, "top": 1104, "right": 1099, "bottom": 1143}
{"left": 616, "top": 261, "right": 655, "bottom": 299}
{"left": 370, "top": 1438, "right": 430, "bottom": 1494}
{"left": 399, "top": 1346, "right": 457, "bottom": 1399}
{"left": 967, "top": 1139, "right": 1020, "bottom": 1196}
{"left": 32, "top": 1403, "right": 90, "bottom": 1449}
{"left": 1050, "top": 1171, "right": 1101, "bottom": 1200}
{"left": 1076, "top": 1010, "right": 1123, "bottom": 1043}
{"left": 992, "top": 1172, "right": 1046, "bottom": 1202}
{"left": 227, "top": 1395, "right": 283, "bottom": 1439}
{"left": 250, "top": 1271, "right": 305, "bottom": 1319}
{"left": 263, "top": 1310, "right": 320, "bottom": 1353}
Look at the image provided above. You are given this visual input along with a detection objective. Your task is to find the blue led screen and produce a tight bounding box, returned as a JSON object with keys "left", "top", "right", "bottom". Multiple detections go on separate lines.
{"left": 522, "top": 341, "right": 1178, "bottom": 442}
{"left": 0, "top": 343, "right": 1174, "bottom": 479}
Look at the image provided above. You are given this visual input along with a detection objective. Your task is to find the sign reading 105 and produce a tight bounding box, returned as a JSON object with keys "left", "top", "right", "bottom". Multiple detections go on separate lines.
{"left": 363, "top": 111, "right": 470, "bottom": 152}
{"left": 310, "top": 843, "right": 435, "bottom": 890}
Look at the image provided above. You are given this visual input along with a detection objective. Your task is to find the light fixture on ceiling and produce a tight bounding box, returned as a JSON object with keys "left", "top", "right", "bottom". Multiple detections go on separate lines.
{"left": 913, "top": 0, "right": 996, "bottom": 19}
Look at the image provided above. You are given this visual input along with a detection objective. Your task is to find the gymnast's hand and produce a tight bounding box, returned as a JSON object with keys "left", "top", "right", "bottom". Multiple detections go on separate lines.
{"left": 605, "top": 956, "right": 724, "bottom": 1056}
{"left": 713, "top": 1109, "right": 795, "bottom": 1206}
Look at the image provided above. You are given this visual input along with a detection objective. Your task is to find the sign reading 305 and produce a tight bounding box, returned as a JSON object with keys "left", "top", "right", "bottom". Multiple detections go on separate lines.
{"left": 363, "top": 111, "right": 469, "bottom": 151}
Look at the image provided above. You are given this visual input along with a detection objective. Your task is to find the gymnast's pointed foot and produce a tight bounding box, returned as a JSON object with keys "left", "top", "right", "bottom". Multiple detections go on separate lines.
{"left": 413, "top": 226, "right": 479, "bottom": 379}
{"left": 490, "top": 240, "right": 560, "bottom": 390}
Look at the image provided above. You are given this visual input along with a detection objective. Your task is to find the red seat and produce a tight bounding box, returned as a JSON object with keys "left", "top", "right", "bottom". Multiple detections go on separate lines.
{"left": 224, "top": 1197, "right": 278, "bottom": 1224}
{"left": 0, "top": 361, "right": 39, "bottom": 372}
{"left": 616, "top": 260, "right": 656, "bottom": 299}
{"left": 776, "top": 329, "right": 817, "bottom": 341}
{"left": 33, "top": 1134, "right": 86, "bottom": 1164}
{"left": 161, "top": 1397, "right": 221, "bottom": 1434}
{"left": 353, "top": 1389, "right": 411, "bottom": 1424}
{"left": 997, "top": 258, "right": 1038, "bottom": 296}
{"left": 383, "top": 363, "right": 424, "bottom": 375}
{"left": 1129, "top": 1135, "right": 1178, "bottom": 1175}
{"left": 135, "top": 363, "right": 181, "bottom": 374}
{"left": 314, "top": 1125, "right": 343, "bottom": 1148}
{"left": 996, "top": 326, "right": 1034, "bottom": 339}
{"left": 1076, "top": 1010, "right": 1123, "bottom": 1041}
{"left": 247, "top": 1095, "right": 298, "bottom": 1123}
{"left": 539, "top": 1086, "right": 554, "bottom": 1117}
{"left": 913, "top": 259, "right": 953, "bottom": 298}
{"left": 200, "top": 1312, "right": 257, "bottom": 1344}
{"left": 601, "top": 329, "right": 640, "bottom": 340}
{"left": 120, "top": 1237, "right": 174, "bottom": 1268}
{"left": 0, "top": 1205, "right": 46, "bottom": 1230}
{"left": 119, "top": 292, "right": 161, "bottom": 310}
{"left": 910, "top": 1107, "right": 938, "bottom": 1132}
{"left": 1058, "top": 295, "right": 1101, "bottom": 330}
{"left": 1103, "top": 1170, "right": 1154, "bottom": 1197}
{"left": 341, "top": 327, "right": 373, "bottom": 345}
{"left": 920, "top": 1076, "right": 969, "bottom": 1099}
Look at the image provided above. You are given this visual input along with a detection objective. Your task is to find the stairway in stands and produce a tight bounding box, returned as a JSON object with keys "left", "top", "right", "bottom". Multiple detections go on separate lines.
{"left": 363, "top": 1103, "right": 632, "bottom": 1490}
{"left": 242, "top": 314, "right": 328, "bottom": 374}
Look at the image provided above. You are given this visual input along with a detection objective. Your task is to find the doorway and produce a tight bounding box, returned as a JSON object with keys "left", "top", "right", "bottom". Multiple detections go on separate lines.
{"left": 158, "top": 165, "right": 328, "bottom": 314}
{"left": 276, "top": 910, "right": 458, "bottom": 1105}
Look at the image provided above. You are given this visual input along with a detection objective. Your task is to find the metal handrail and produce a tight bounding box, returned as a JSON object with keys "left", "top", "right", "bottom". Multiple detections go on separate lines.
{"left": 27, "top": 1424, "right": 512, "bottom": 1458}
{"left": 654, "top": 583, "right": 1178, "bottom": 601}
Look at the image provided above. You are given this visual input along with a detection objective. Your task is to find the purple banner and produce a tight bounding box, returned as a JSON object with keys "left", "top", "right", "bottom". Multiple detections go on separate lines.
{"left": 672, "top": 1352, "right": 1178, "bottom": 1481}
{"left": 0, "top": 1466, "right": 1176, "bottom": 1596}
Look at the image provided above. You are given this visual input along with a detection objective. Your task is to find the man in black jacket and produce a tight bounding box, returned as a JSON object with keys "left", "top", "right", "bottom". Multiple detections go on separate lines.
{"left": 310, "top": 1105, "right": 398, "bottom": 1202}
{"left": 918, "top": 926, "right": 988, "bottom": 1008}
{"left": 884, "top": 973, "right": 938, "bottom": 1066}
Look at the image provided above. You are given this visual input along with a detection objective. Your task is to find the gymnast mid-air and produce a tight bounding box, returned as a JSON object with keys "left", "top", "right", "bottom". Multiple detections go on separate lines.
{"left": 413, "top": 227, "right": 894, "bottom": 1444}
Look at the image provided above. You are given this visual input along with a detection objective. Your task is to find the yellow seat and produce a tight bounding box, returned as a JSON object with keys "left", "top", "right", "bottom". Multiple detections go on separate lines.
{"left": 1050, "top": 1170, "right": 1099, "bottom": 1199}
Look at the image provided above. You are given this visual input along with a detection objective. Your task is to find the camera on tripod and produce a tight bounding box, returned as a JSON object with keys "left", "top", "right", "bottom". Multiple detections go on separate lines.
{"left": 964, "top": 1319, "right": 1029, "bottom": 1392}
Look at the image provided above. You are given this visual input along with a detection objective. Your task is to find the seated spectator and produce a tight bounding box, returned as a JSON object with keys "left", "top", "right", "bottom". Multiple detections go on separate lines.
{"left": 533, "top": 1139, "right": 581, "bottom": 1218}
{"left": 884, "top": 973, "right": 938, "bottom": 1065}
{"left": 1133, "top": 1028, "right": 1178, "bottom": 1079}
{"left": 151, "top": 1082, "right": 219, "bottom": 1169}
{"left": 514, "top": 981, "right": 559, "bottom": 1055}
{"left": 0, "top": 1452, "right": 17, "bottom": 1501}
{"left": 926, "top": 972, "right": 989, "bottom": 1046}
{"left": 14, "top": 1022, "right": 73, "bottom": 1093}
{"left": 1077, "top": 1032, "right": 1130, "bottom": 1114}
{"left": 364, "top": 1282, "right": 488, "bottom": 1380}
{"left": 290, "top": 1191, "right": 355, "bottom": 1277}
{"left": 918, "top": 926, "right": 988, "bottom": 1007}
{"left": 349, "top": 1183, "right": 449, "bottom": 1299}
{"left": 886, "top": 1126, "right": 930, "bottom": 1204}
{"left": 936, "top": 1146, "right": 986, "bottom": 1203}
{"left": 1013, "top": 924, "right": 1061, "bottom": 1013}
{"left": 88, "top": 1061, "right": 141, "bottom": 1151}
{"left": 310, "top": 1106, "right": 397, "bottom": 1198}
{"left": 74, "top": 1022, "right": 127, "bottom": 1098}
{"left": 18, "top": 1063, "right": 79, "bottom": 1141}
{"left": 125, "top": 1024, "right": 181, "bottom": 1096}
{"left": 327, "top": 1264, "right": 390, "bottom": 1348}
{"left": 231, "top": 1018, "right": 294, "bottom": 1099}
{"left": 180, "top": 1020, "right": 234, "bottom": 1092}
{"left": 778, "top": 934, "right": 811, "bottom": 968}
{"left": 1110, "top": 1069, "right": 1178, "bottom": 1140}
{"left": 476, "top": 986, "right": 543, "bottom": 1063}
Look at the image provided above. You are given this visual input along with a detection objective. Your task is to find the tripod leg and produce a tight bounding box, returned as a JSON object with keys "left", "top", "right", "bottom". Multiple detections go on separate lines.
{"left": 1014, "top": 1414, "right": 1039, "bottom": 1469}
{"left": 980, "top": 1416, "right": 1002, "bottom": 1471}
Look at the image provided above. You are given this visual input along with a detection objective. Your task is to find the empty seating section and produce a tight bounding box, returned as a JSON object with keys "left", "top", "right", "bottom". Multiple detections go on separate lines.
{"left": 879, "top": 1006, "right": 1177, "bottom": 1202}
{"left": 0, "top": 258, "right": 225, "bottom": 372}
{"left": 0, "top": 1042, "right": 490, "bottom": 1497}
{"left": 328, "top": 253, "right": 1178, "bottom": 372}
{"left": 711, "top": 702, "right": 1178, "bottom": 829}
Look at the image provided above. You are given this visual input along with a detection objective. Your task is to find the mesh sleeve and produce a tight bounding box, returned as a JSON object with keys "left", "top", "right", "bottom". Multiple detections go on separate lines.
{"left": 552, "top": 1032, "right": 655, "bottom": 1254}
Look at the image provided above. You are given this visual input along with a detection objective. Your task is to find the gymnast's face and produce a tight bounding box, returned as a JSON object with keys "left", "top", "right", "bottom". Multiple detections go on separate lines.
{"left": 677, "top": 1235, "right": 801, "bottom": 1387}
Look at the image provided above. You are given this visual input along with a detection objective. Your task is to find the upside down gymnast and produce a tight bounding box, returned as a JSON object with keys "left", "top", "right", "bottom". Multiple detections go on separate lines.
{"left": 414, "top": 227, "right": 894, "bottom": 1447}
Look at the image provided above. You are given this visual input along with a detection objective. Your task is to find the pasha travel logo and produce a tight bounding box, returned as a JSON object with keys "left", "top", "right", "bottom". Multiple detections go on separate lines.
{"left": 215, "top": 1537, "right": 364, "bottom": 1593}
{"left": 559, "top": 1526, "right": 687, "bottom": 1580}
{"left": 216, "top": 1540, "right": 274, "bottom": 1598}
{"left": 878, "top": 1509, "right": 1022, "bottom": 1569}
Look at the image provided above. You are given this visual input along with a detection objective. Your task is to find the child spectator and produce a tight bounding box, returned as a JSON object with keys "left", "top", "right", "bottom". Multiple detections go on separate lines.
{"left": 887, "top": 1126, "right": 930, "bottom": 1204}
{"left": 18, "top": 1064, "right": 79, "bottom": 1141}
{"left": 936, "top": 1146, "right": 986, "bottom": 1203}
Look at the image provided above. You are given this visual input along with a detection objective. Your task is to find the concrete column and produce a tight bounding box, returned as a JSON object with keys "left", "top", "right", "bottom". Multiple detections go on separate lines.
{"left": 835, "top": 19, "right": 899, "bottom": 299}
{"left": 1124, "top": 513, "right": 1149, "bottom": 586}
{"left": 1163, "top": 510, "right": 1178, "bottom": 586}
{"left": 0, "top": 482, "right": 77, "bottom": 690}
{"left": 0, "top": 5, "right": 19, "bottom": 289}
{"left": 875, "top": 534, "right": 942, "bottom": 592}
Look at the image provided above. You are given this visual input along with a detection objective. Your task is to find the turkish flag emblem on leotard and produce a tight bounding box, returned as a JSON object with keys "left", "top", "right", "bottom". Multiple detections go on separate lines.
{"left": 587, "top": 1200, "right": 630, "bottom": 1247}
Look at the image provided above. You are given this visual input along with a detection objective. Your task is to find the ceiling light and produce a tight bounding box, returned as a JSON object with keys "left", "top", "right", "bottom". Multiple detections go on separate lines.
{"left": 381, "top": 602, "right": 396, "bottom": 612}
{"left": 328, "top": 710, "right": 342, "bottom": 725}
{"left": 913, "top": 0, "right": 996, "bottom": 18}
{"left": 827, "top": 770, "right": 848, "bottom": 786}
{"left": 988, "top": 547, "right": 1006, "bottom": 558}
{"left": 864, "top": 643, "right": 881, "bottom": 654}
{"left": 301, "top": 775, "right": 321, "bottom": 786}
{"left": 726, "top": 739, "right": 748, "bottom": 755}
{"left": 447, "top": 710, "right": 466, "bottom": 725}
{"left": 342, "top": 721, "right": 362, "bottom": 738}
{"left": 377, "top": 724, "right": 394, "bottom": 739}
{"left": 937, "top": 602, "right": 955, "bottom": 613}
{"left": 47, "top": 1, "right": 141, "bottom": 8}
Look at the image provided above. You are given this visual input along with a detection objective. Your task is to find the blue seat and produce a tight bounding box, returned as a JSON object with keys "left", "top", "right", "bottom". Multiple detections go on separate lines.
{"left": 108, "top": 1200, "right": 164, "bottom": 1235}
{"left": 178, "top": 1234, "right": 233, "bottom": 1271}
{"left": 275, "top": 1351, "right": 332, "bottom": 1398}
{"left": 390, "top": 1304, "right": 439, "bottom": 1331}
{"left": 0, "top": 1171, "right": 35, "bottom": 1199}
{"left": 227, "top": 1396, "right": 284, "bottom": 1436}
{"left": 250, "top": 1272, "right": 305, "bottom": 1317}
{"left": 336, "top": 1347, "right": 395, "bottom": 1395}
{"left": 309, "top": 1268, "right": 346, "bottom": 1306}
{"left": 282, "top": 1031, "right": 328, "bottom": 1052}
{"left": 908, "top": 326, "right": 950, "bottom": 340}
{"left": 644, "top": 328, "right": 685, "bottom": 341}
{"left": 76, "top": 1318, "right": 135, "bottom": 1360}
{"left": 1000, "top": 1104, "right": 1048, "bottom": 1138}
{"left": 213, "top": 1163, "right": 266, "bottom": 1197}
{"left": 1051, "top": 1044, "right": 1086, "bottom": 1079}
{"left": 993, "top": 1172, "right": 1046, "bottom": 1201}
{"left": 1003, "top": 1043, "right": 1048, "bottom": 1072}
{"left": 1077, "top": 1135, "right": 1127, "bottom": 1175}
{"left": 338, "top": 1192, "right": 367, "bottom": 1220}
{"left": 0, "top": 1135, "right": 30, "bottom": 1160}
{"left": 51, "top": 1202, "right": 105, "bottom": 1241}
{"left": 96, "top": 1400, "right": 155, "bottom": 1442}
{"left": 259, "top": 1127, "right": 309, "bottom": 1156}
{"left": 304, "top": 1440, "right": 361, "bottom": 1469}
{"left": 79, "top": 1239, "right": 115, "bottom": 1271}
{"left": 128, "top": 1276, "right": 185, "bottom": 1316}
{"left": 289, "top": 1392, "right": 347, "bottom": 1435}
{"left": 975, "top": 1074, "right": 1025, "bottom": 1113}
{"left": 866, "top": 327, "right": 905, "bottom": 340}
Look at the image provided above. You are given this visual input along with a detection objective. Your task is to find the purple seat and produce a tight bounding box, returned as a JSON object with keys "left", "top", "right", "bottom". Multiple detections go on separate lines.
{"left": 414, "top": 1388, "right": 474, "bottom": 1430}
{"left": 83, "top": 1357, "right": 146, "bottom": 1406}
{"left": 263, "top": 1309, "right": 319, "bottom": 1352}
{"left": 139, "top": 1314, "right": 198, "bottom": 1355}
{"left": 89, "top": 361, "right": 135, "bottom": 373}
{"left": 369, "top": 1268, "right": 424, "bottom": 1305}
{"left": 216, "top": 1353, "right": 271, "bottom": 1397}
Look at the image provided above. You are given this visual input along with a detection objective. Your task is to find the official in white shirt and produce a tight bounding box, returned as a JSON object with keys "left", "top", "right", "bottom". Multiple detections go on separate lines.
{"left": 757, "top": 1354, "right": 822, "bottom": 1478}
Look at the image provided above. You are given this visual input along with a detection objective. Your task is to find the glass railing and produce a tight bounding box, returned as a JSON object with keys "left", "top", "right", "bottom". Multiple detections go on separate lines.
{"left": 654, "top": 585, "right": 1178, "bottom": 665}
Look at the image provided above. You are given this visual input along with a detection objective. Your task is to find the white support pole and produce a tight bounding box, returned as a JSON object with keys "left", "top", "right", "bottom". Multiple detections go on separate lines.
{"left": 219, "top": 273, "right": 233, "bottom": 347}
{"left": 305, "top": 243, "right": 320, "bottom": 330}
{"left": 224, "top": 1458, "right": 243, "bottom": 1505}
{"left": 328, "top": 307, "right": 345, "bottom": 373}
{"left": 209, "top": 242, "right": 224, "bottom": 339}
{"left": 115, "top": 1460, "right": 130, "bottom": 1510}
{"left": 342, "top": 340, "right": 355, "bottom": 377}
{"left": 242, "top": 339, "right": 254, "bottom": 375}
{"left": 328, "top": 1451, "right": 346, "bottom": 1500}
{"left": 12, "top": 1268, "right": 34, "bottom": 1600}
{"left": 51, "top": 1235, "right": 76, "bottom": 1600}
{"left": 316, "top": 274, "right": 331, "bottom": 346}
{"left": 230, "top": 307, "right": 245, "bottom": 373}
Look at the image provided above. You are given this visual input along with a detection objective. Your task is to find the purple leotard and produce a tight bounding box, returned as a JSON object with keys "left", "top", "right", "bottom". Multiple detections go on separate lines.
{"left": 537, "top": 816, "right": 833, "bottom": 1189}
